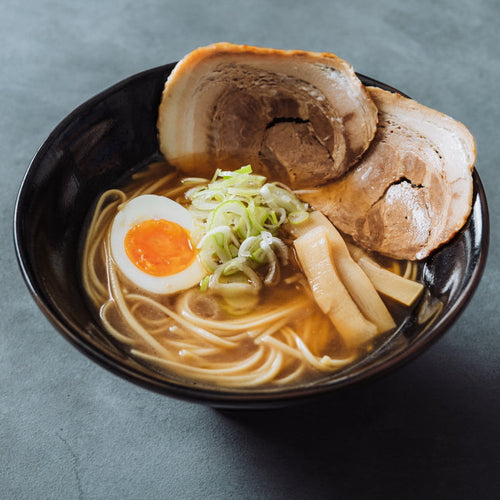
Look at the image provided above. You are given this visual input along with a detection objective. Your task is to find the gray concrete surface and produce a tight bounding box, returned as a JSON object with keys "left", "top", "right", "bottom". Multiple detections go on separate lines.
{"left": 2, "top": 0, "right": 499, "bottom": 498}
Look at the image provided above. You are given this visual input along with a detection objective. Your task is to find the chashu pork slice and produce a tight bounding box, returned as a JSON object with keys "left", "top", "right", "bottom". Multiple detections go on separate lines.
{"left": 300, "top": 87, "right": 476, "bottom": 260}
{"left": 157, "top": 42, "right": 378, "bottom": 188}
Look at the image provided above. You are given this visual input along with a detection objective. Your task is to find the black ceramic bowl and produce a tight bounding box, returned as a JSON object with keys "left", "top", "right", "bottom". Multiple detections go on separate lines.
{"left": 14, "top": 64, "right": 489, "bottom": 409}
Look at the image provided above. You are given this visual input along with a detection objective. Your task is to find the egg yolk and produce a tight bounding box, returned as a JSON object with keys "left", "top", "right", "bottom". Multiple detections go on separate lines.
{"left": 124, "top": 219, "right": 196, "bottom": 277}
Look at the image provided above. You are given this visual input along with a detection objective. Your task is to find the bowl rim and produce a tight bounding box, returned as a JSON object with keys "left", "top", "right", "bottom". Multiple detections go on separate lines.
{"left": 13, "top": 64, "right": 490, "bottom": 408}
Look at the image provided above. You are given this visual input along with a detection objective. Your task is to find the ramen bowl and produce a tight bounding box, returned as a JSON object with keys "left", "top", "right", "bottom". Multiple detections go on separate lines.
{"left": 14, "top": 64, "right": 489, "bottom": 409}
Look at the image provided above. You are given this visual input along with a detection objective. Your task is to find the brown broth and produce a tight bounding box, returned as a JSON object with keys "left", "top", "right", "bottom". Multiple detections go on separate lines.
{"left": 82, "top": 159, "right": 422, "bottom": 390}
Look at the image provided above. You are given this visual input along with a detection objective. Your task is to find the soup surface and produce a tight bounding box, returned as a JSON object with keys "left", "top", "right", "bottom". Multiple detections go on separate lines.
{"left": 82, "top": 160, "right": 424, "bottom": 390}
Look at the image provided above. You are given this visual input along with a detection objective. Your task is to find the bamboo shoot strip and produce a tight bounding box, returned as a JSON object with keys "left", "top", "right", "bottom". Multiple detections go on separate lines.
{"left": 294, "top": 226, "right": 377, "bottom": 349}
{"left": 288, "top": 211, "right": 423, "bottom": 306}
{"left": 356, "top": 257, "right": 424, "bottom": 306}
{"left": 346, "top": 242, "right": 423, "bottom": 305}
{"left": 289, "top": 212, "right": 395, "bottom": 332}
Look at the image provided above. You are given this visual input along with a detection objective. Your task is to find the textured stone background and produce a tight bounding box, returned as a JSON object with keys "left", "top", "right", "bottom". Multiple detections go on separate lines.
{"left": 2, "top": 0, "right": 498, "bottom": 498}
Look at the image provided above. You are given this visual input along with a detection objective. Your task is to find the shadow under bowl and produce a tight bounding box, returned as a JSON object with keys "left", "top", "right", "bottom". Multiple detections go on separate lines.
{"left": 13, "top": 64, "right": 489, "bottom": 409}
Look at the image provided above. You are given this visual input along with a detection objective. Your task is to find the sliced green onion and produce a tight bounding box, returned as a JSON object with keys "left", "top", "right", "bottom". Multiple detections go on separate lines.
{"left": 199, "top": 275, "right": 210, "bottom": 292}
{"left": 187, "top": 165, "right": 308, "bottom": 301}
{"left": 235, "top": 165, "right": 253, "bottom": 175}
{"left": 288, "top": 211, "right": 310, "bottom": 225}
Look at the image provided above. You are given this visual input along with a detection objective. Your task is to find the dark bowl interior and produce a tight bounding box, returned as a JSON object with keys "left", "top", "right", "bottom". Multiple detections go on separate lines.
{"left": 14, "top": 64, "right": 489, "bottom": 408}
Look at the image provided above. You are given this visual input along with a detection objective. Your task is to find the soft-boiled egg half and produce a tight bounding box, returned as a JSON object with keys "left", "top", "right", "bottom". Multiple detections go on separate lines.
{"left": 110, "top": 194, "right": 207, "bottom": 294}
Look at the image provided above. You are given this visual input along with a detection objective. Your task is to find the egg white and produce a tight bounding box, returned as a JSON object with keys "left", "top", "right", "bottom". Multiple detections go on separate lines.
{"left": 110, "top": 194, "right": 207, "bottom": 294}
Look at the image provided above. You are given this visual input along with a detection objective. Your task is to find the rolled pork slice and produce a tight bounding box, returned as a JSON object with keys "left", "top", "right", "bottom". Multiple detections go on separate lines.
{"left": 300, "top": 87, "right": 476, "bottom": 260}
{"left": 157, "top": 42, "right": 378, "bottom": 188}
